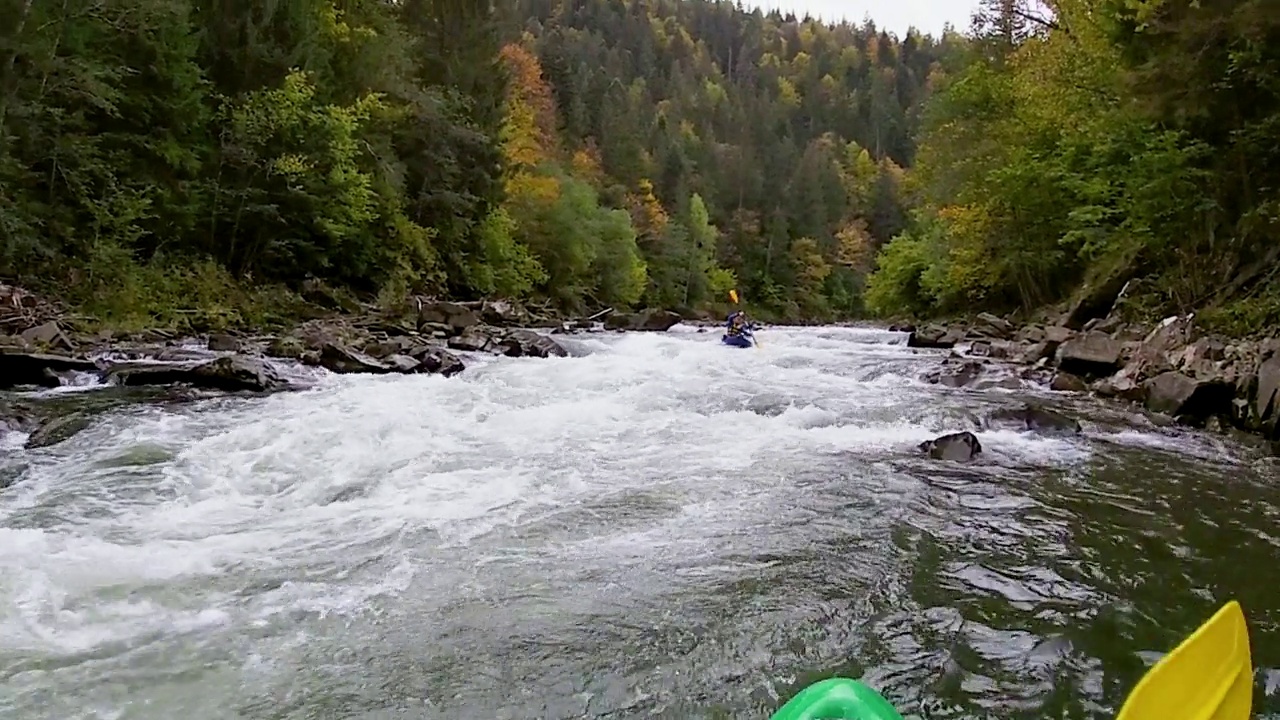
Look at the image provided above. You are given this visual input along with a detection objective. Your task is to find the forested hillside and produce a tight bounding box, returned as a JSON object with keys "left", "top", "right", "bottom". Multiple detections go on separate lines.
{"left": 0, "top": 0, "right": 963, "bottom": 328}
{"left": 863, "top": 0, "right": 1280, "bottom": 336}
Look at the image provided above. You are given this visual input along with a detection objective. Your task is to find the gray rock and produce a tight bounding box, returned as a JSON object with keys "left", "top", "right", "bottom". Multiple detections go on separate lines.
{"left": 908, "top": 324, "right": 963, "bottom": 349}
{"left": 497, "top": 329, "right": 569, "bottom": 358}
{"left": 605, "top": 309, "right": 683, "bottom": 332}
{"left": 918, "top": 431, "right": 983, "bottom": 461}
{"left": 448, "top": 327, "right": 492, "bottom": 352}
{"left": 1050, "top": 372, "right": 1088, "bottom": 393}
{"left": 417, "top": 301, "right": 480, "bottom": 333}
{"left": 1055, "top": 331, "right": 1123, "bottom": 377}
{"left": 104, "top": 356, "right": 289, "bottom": 393}
{"left": 0, "top": 349, "right": 97, "bottom": 389}
{"left": 985, "top": 404, "right": 1082, "bottom": 434}
{"left": 318, "top": 343, "right": 390, "bottom": 374}
{"left": 207, "top": 333, "right": 241, "bottom": 352}
{"left": 1142, "top": 371, "right": 1233, "bottom": 421}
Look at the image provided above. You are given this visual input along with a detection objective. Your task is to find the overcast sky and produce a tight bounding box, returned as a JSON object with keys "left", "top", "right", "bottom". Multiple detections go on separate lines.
{"left": 748, "top": 0, "right": 980, "bottom": 37}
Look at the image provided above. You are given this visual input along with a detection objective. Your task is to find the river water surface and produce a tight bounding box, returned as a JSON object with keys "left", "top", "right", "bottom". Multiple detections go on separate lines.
{"left": 2, "top": 325, "right": 1280, "bottom": 719}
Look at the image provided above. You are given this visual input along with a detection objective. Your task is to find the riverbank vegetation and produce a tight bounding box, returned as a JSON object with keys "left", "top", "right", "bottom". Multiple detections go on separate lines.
{"left": 862, "top": 0, "right": 1280, "bottom": 337}
{"left": 0, "top": 0, "right": 960, "bottom": 330}
{"left": 5, "top": 0, "right": 1272, "bottom": 335}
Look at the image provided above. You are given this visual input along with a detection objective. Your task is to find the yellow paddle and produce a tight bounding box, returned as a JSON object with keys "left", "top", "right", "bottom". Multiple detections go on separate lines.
{"left": 1115, "top": 600, "right": 1253, "bottom": 720}
{"left": 728, "top": 289, "right": 762, "bottom": 349}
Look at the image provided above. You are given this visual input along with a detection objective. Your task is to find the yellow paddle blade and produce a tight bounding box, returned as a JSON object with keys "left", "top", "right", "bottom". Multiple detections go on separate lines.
{"left": 729, "top": 289, "right": 739, "bottom": 304}
{"left": 1115, "top": 600, "right": 1252, "bottom": 720}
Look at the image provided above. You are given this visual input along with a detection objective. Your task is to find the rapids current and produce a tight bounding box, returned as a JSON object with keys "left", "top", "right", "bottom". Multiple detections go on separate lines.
{"left": 2, "top": 325, "right": 1279, "bottom": 719}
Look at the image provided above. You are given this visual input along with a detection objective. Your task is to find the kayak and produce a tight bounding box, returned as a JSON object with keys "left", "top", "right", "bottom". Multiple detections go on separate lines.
{"left": 770, "top": 600, "right": 1253, "bottom": 720}
{"left": 769, "top": 678, "right": 903, "bottom": 720}
{"left": 722, "top": 333, "right": 754, "bottom": 348}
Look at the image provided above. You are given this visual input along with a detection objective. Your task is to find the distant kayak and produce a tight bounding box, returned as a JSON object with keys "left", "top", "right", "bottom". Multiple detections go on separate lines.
{"left": 769, "top": 678, "right": 904, "bottom": 720}
{"left": 721, "top": 333, "right": 754, "bottom": 348}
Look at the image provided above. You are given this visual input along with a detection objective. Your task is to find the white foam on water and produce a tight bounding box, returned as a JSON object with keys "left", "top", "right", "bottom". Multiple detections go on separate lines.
{"left": 0, "top": 324, "right": 1252, "bottom": 718}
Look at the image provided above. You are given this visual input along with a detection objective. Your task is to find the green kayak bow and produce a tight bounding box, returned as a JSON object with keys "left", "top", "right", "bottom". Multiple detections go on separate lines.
{"left": 768, "top": 678, "right": 904, "bottom": 720}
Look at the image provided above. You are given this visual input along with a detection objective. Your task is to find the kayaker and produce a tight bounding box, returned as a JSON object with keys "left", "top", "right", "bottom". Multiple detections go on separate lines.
{"left": 726, "top": 311, "right": 753, "bottom": 338}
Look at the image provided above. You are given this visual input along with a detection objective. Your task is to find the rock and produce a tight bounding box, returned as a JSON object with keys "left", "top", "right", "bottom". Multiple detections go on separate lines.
{"left": 985, "top": 403, "right": 1082, "bottom": 434}
{"left": 908, "top": 324, "right": 963, "bottom": 349}
{"left": 971, "top": 312, "right": 1014, "bottom": 340}
{"left": 319, "top": 343, "right": 390, "bottom": 374}
{"left": 417, "top": 300, "right": 480, "bottom": 333}
{"left": 480, "top": 299, "right": 528, "bottom": 327}
{"left": 1055, "top": 331, "right": 1123, "bottom": 377}
{"left": 496, "top": 329, "right": 568, "bottom": 359}
{"left": 386, "top": 354, "right": 421, "bottom": 373}
{"left": 1050, "top": 372, "right": 1088, "bottom": 393}
{"left": 923, "top": 359, "right": 985, "bottom": 388}
{"left": 918, "top": 431, "right": 983, "bottom": 461}
{"left": 447, "top": 327, "right": 492, "bottom": 352}
{"left": 412, "top": 346, "right": 465, "bottom": 377}
{"left": 969, "top": 340, "right": 992, "bottom": 357}
{"left": 208, "top": 333, "right": 241, "bottom": 352}
{"left": 888, "top": 323, "right": 916, "bottom": 333}
{"left": 104, "top": 356, "right": 289, "bottom": 393}
{"left": 266, "top": 335, "right": 306, "bottom": 359}
{"left": 1044, "top": 326, "right": 1075, "bottom": 344}
{"left": 605, "top": 309, "right": 683, "bottom": 332}
{"left": 1256, "top": 356, "right": 1280, "bottom": 434}
{"left": 25, "top": 412, "right": 93, "bottom": 449}
{"left": 362, "top": 336, "right": 415, "bottom": 359}
{"left": 1142, "top": 371, "right": 1233, "bottom": 422}
{"left": 1083, "top": 315, "right": 1122, "bottom": 335}
{"left": 1018, "top": 341, "right": 1056, "bottom": 365}
{"left": 20, "top": 320, "right": 75, "bottom": 351}
{"left": 1017, "top": 325, "right": 1047, "bottom": 343}
{"left": 0, "top": 349, "right": 97, "bottom": 389}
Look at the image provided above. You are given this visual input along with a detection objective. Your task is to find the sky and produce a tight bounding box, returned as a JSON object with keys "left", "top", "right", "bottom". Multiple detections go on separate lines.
{"left": 748, "top": 0, "right": 980, "bottom": 38}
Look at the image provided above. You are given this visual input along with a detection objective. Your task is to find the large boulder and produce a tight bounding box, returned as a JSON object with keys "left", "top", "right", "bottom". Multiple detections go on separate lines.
{"left": 103, "top": 356, "right": 289, "bottom": 393}
{"left": 1142, "top": 371, "right": 1233, "bottom": 422}
{"left": 918, "top": 431, "right": 983, "bottom": 461}
{"left": 0, "top": 349, "right": 97, "bottom": 389}
{"left": 412, "top": 346, "right": 465, "bottom": 377}
{"left": 605, "top": 309, "right": 682, "bottom": 332}
{"left": 1055, "top": 331, "right": 1123, "bottom": 377}
{"left": 922, "top": 359, "right": 986, "bottom": 388}
{"left": 447, "top": 327, "right": 493, "bottom": 352}
{"left": 908, "top": 324, "right": 963, "bottom": 349}
{"left": 970, "top": 312, "right": 1014, "bottom": 340}
{"left": 317, "top": 343, "right": 391, "bottom": 374}
{"left": 496, "top": 329, "right": 568, "bottom": 359}
{"left": 417, "top": 301, "right": 480, "bottom": 333}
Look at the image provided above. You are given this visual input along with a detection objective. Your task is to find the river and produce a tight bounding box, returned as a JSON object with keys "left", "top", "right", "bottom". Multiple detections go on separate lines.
{"left": 2, "top": 325, "right": 1279, "bottom": 719}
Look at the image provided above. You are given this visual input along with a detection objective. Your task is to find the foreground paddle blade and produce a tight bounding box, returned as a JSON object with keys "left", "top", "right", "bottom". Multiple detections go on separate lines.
{"left": 769, "top": 678, "right": 905, "bottom": 720}
{"left": 1115, "top": 600, "right": 1252, "bottom": 720}
{"left": 730, "top": 289, "right": 740, "bottom": 304}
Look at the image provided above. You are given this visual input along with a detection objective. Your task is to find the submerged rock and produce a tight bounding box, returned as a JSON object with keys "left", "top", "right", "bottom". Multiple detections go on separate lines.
{"left": 984, "top": 403, "right": 1082, "bottom": 434}
{"left": 25, "top": 412, "right": 93, "bottom": 449}
{"left": 918, "top": 431, "right": 983, "bottom": 461}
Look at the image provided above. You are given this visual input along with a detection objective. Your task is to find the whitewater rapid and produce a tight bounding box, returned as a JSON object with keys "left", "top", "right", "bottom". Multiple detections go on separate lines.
{"left": 2, "top": 325, "right": 1276, "bottom": 719}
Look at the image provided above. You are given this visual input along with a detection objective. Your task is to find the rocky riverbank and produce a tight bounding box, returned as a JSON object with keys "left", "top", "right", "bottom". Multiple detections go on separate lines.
{"left": 0, "top": 282, "right": 685, "bottom": 458}
{"left": 901, "top": 310, "right": 1280, "bottom": 451}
